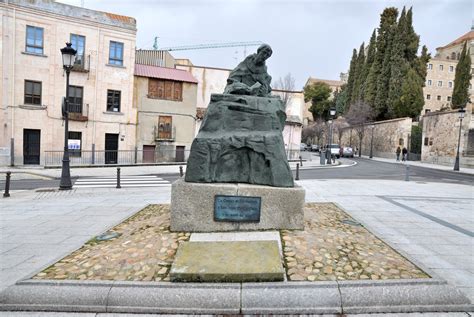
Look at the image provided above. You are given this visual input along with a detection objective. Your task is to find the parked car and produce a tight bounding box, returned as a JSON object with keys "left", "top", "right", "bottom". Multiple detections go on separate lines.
{"left": 300, "top": 143, "right": 307, "bottom": 151}
{"left": 342, "top": 146, "right": 354, "bottom": 158}
{"left": 324, "top": 144, "right": 341, "bottom": 158}
{"left": 311, "top": 144, "right": 320, "bottom": 152}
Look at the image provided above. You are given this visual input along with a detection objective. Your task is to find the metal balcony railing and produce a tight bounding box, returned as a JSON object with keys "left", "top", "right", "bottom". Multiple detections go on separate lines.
{"left": 71, "top": 54, "right": 90, "bottom": 72}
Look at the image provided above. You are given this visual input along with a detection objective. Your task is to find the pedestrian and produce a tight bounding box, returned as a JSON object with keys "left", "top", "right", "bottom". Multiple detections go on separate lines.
{"left": 396, "top": 146, "right": 401, "bottom": 161}
{"left": 339, "top": 147, "right": 343, "bottom": 158}
{"left": 402, "top": 147, "right": 408, "bottom": 161}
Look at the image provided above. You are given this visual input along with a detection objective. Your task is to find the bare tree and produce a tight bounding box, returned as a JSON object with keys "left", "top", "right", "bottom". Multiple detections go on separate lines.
{"left": 273, "top": 73, "right": 295, "bottom": 108}
{"left": 301, "top": 119, "right": 326, "bottom": 146}
{"left": 332, "top": 117, "right": 349, "bottom": 145}
{"left": 345, "top": 101, "right": 373, "bottom": 157}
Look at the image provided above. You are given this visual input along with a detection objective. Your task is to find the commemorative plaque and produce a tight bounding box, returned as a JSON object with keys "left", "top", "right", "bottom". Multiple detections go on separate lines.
{"left": 214, "top": 195, "right": 261, "bottom": 222}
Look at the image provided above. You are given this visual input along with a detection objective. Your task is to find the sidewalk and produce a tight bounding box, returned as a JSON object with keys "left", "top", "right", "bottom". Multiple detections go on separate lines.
{"left": 0, "top": 153, "right": 347, "bottom": 179}
{"left": 1, "top": 178, "right": 472, "bottom": 308}
{"left": 360, "top": 155, "right": 474, "bottom": 175}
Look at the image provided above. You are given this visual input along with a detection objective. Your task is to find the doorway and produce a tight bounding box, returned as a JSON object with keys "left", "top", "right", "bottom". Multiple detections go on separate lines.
{"left": 23, "top": 129, "right": 41, "bottom": 165}
{"left": 176, "top": 145, "right": 185, "bottom": 162}
{"left": 105, "top": 133, "right": 118, "bottom": 164}
{"left": 143, "top": 145, "right": 156, "bottom": 163}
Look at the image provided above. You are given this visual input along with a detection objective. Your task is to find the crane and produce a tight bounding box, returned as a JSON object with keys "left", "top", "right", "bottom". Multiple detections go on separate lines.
{"left": 152, "top": 37, "right": 263, "bottom": 57}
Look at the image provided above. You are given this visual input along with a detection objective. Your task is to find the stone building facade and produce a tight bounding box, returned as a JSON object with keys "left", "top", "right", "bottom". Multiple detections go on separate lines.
{"left": 0, "top": 0, "right": 137, "bottom": 166}
{"left": 422, "top": 104, "right": 474, "bottom": 168}
{"left": 422, "top": 29, "right": 474, "bottom": 114}
{"left": 133, "top": 64, "right": 198, "bottom": 163}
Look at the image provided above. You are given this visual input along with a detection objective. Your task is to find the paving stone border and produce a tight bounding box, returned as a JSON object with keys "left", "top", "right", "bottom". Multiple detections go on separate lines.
{"left": 0, "top": 278, "right": 471, "bottom": 314}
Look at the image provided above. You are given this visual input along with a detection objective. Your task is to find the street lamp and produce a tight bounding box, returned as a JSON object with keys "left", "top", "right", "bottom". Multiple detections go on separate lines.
{"left": 326, "top": 107, "right": 336, "bottom": 165}
{"left": 453, "top": 107, "right": 466, "bottom": 171}
{"left": 369, "top": 124, "right": 375, "bottom": 159}
{"left": 59, "top": 42, "right": 77, "bottom": 190}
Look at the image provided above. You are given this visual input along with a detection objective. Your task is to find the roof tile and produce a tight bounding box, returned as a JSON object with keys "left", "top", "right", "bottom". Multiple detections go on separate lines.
{"left": 134, "top": 64, "right": 198, "bottom": 83}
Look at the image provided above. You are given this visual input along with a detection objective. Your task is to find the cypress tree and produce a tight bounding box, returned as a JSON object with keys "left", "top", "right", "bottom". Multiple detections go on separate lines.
{"left": 344, "top": 48, "right": 358, "bottom": 109}
{"left": 394, "top": 68, "right": 424, "bottom": 118}
{"left": 351, "top": 42, "right": 366, "bottom": 104}
{"left": 452, "top": 42, "right": 472, "bottom": 109}
{"left": 404, "top": 7, "right": 420, "bottom": 64}
{"left": 360, "top": 30, "right": 376, "bottom": 101}
{"left": 373, "top": 7, "right": 398, "bottom": 119}
{"left": 414, "top": 45, "right": 430, "bottom": 83}
{"left": 387, "top": 7, "right": 408, "bottom": 118}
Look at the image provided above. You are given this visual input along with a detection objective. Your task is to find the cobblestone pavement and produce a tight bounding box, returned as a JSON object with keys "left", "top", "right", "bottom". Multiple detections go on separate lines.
{"left": 34, "top": 205, "right": 189, "bottom": 282}
{"left": 33, "top": 203, "right": 427, "bottom": 282}
{"left": 282, "top": 203, "right": 428, "bottom": 281}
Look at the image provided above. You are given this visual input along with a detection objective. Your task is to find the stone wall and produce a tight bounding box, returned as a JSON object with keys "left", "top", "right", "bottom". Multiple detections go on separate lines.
{"left": 422, "top": 104, "right": 474, "bottom": 168}
{"left": 339, "top": 117, "right": 413, "bottom": 159}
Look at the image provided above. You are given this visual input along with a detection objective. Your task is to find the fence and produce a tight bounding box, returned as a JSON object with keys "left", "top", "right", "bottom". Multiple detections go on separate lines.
{"left": 44, "top": 149, "right": 191, "bottom": 167}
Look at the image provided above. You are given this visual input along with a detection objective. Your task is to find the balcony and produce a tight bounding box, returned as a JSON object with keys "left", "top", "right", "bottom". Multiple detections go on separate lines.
{"left": 71, "top": 54, "right": 90, "bottom": 73}
{"left": 68, "top": 103, "right": 89, "bottom": 121}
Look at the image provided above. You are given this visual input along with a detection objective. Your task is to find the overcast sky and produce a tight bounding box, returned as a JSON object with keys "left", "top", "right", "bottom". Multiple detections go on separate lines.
{"left": 58, "top": 0, "right": 473, "bottom": 89}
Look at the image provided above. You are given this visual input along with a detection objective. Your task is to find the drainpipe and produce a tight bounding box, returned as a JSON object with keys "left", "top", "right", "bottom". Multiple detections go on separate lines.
{"left": 10, "top": 7, "right": 16, "bottom": 165}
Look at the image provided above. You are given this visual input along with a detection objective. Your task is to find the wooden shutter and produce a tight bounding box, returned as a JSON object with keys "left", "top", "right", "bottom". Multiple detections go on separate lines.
{"left": 148, "top": 79, "right": 158, "bottom": 97}
{"left": 173, "top": 82, "right": 182, "bottom": 100}
{"left": 158, "top": 116, "right": 172, "bottom": 139}
{"left": 164, "top": 81, "right": 173, "bottom": 100}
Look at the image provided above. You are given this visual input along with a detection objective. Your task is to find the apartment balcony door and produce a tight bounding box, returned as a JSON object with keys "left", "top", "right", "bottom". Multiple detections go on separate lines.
{"left": 143, "top": 145, "right": 156, "bottom": 163}
{"left": 23, "top": 129, "right": 41, "bottom": 165}
{"left": 105, "top": 133, "right": 118, "bottom": 164}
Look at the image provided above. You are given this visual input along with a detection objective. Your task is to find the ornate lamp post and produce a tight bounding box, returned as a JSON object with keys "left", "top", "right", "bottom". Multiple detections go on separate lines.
{"left": 453, "top": 107, "right": 466, "bottom": 171}
{"left": 326, "top": 107, "right": 336, "bottom": 165}
{"left": 59, "top": 43, "right": 77, "bottom": 190}
{"left": 369, "top": 124, "right": 375, "bottom": 159}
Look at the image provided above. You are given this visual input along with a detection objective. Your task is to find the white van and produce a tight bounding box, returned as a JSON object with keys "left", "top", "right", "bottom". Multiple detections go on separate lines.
{"left": 324, "top": 144, "right": 341, "bottom": 158}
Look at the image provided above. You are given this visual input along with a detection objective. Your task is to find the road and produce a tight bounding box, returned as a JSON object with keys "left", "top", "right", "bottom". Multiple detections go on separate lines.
{"left": 1, "top": 158, "right": 473, "bottom": 190}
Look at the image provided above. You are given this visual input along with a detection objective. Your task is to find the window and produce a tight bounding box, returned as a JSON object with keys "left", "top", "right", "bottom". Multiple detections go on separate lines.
{"left": 109, "top": 41, "right": 124, "bottom": 66}
{"left": 399, "top": 138, "right": 404, "bottom": 146}
{"left": 429, "top": 138, "right": 433, "bottom": 146}
{"left": 26, "top": 26, "right": 44, "bottom": 54}
{"left": 70, "top": 34, "right": 85, "bottom": 67}
{"left": 439, "top": 65, "right": 443, "bottom": 71}
{"left": 24, "top": 80, "right": 42, "bottom": 105}
{"left": 425, "top": 109, "right": 431, "bottom": 114}
{"left": 68, "top": 131, "right": 82, "bottom": 157}
{"left": 426, "top": 94, "right": 431, "bottom": 100}
{"left": 437, "top": 81, "right": 443, "bottom": 87}
{"left": 158, "top": 116, "right": 172, "bottom": 139}
{"left": 451, "top": 52, "right": 456, "bottom": 60}
{"left": 424, "top": 137, "right": 429, "bottom": 146}
{"left": 437, "top": 95, "right": 441, "bottom": 101}
{"left": 148, "top": 79, "right": 183, "bottom": 101}
{"left": 68, "top": 86, "right": 83, "bottom": 113}
{"left": 106, "top": 90, "right": 121, "bottom": 112}
{"left": 427, "top": 64, "right": 433, "bottom": 70}
{"left": 427, "top": 79, "right": 432, "bottom": 86}
{"left": 449, "top": 65, "right": 454, "bottom": 72}
{"left": 447, "top": 96, "right": 452, "bottom": 102}
{"left": 448, "top": 81, "right": 453, "bottom": 88}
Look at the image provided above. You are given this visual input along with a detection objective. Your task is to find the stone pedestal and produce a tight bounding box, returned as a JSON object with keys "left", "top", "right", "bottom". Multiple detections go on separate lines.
{"left": 170, "top": 178, "right": 305, "bottom": 232}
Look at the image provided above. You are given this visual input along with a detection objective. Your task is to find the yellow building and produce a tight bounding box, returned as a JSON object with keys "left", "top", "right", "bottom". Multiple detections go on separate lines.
{"left": 133, "top": 64, "right": 198, "bottom": 163}
{"left": 0, "top": 0, "right": 137, "bottom": 166}
{"left": 423, "top": 28, "right": 474, "bottom": 114}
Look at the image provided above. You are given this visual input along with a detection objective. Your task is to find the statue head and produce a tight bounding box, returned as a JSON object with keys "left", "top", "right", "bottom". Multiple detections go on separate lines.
{"left": 255, "top": 44, "right": 272, "bottom": 65}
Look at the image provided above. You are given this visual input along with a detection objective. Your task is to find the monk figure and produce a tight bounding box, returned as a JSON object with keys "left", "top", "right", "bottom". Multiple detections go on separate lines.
{"left": 224, "top": 44, "right": 273, "bottom": 97}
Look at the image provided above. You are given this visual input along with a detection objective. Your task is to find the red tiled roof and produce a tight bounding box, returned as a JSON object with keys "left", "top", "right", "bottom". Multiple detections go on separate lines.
{"left": 437, "top": 30, "right": 474, "bottom": 50}
{"left": 105, "top": 12, "right": 136, "bottom": 24}
{"left": 134, "top": 64, "right": 198, "bottom": 84}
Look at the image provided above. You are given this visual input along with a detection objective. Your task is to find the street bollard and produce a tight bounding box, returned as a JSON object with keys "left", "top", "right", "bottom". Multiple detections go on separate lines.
{"left": 179, "top": 166, "right": 184, "bottom": 177}
{"left": 295, "top": 163, "right": 300, "bottom": 180}
{"left": 3, "top": 171, "right": 11, "bottom": 198}
{"left": 405, "top": 164, "right": 410, "bottom": 181}
{"left": 299, "top": 155, "right": 303, "bottom": 167}
{"left": 116, "top": 167, "right": 121, "bottom": 189}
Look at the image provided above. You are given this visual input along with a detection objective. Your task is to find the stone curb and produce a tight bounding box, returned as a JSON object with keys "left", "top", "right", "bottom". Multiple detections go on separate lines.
{"left": 0, "top": 278, "right": 471, "bottom": 314}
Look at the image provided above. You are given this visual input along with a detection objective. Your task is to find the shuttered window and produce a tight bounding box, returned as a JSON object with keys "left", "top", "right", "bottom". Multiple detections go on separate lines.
{"left": 148, "top": 79, "right": 182, "bottom": 101}
{"left": 158, "top": 116, "right": 172, "bottom": 139}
